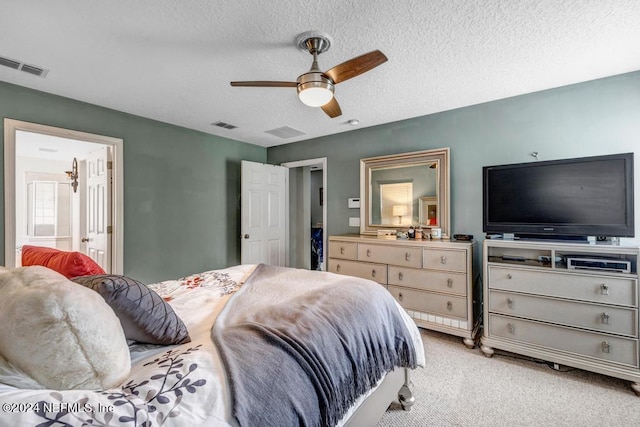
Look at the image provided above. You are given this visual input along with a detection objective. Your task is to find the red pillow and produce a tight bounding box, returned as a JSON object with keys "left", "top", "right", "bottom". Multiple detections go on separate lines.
{"left": 21, "top": 245, "right": 106, "bottom": 278}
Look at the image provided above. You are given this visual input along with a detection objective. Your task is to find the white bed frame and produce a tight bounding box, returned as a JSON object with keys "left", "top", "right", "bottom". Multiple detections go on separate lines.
{"left": 344, "top": 367, "right": 415, "bottom": 426}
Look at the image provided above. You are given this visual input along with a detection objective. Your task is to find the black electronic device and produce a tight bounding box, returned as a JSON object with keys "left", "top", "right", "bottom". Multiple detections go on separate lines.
{"left": 482, "top": 153, "right": 634, "bottom": 240}
{"left": 566, "top": 256, "right": 631, "bottom": 273}
{"left": 501, "top": 255, "right": 526, "bottom": 262}
{"left": 453, "top": 234, "right": 473, "bottom": 241}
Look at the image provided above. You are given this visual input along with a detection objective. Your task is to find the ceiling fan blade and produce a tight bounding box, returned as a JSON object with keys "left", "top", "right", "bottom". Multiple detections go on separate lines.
{"left": 230, "top": 81, "right": 297, "bottom": 87}
{"left": 323, "top": 50, "right": 388, "bottom": 84}
{"left": 321, "top": 97, "right": 342, "bottom": 118}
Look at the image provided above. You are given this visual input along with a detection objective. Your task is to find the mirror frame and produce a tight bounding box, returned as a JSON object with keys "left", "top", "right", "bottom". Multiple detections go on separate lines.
{"left": 360, "top": 147, "right": 450, "bottom": 238}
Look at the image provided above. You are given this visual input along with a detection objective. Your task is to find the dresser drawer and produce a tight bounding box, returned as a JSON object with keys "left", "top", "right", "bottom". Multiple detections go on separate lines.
{"left": 488, "top": 266, "right": 637, "bottom": 307}
{"left": 423, "top": 248, "right": 467, "bottom": 272}
{"left": 328, "top": 241, "right": 357, "bottom": 260}
{"left": 489, "top": 290, "right": 638, "bottom": 337}
{"left": 388, "top": 285, "right": 467, "bottom": 319}
{"left": 358, "top": 244, "right": 422, "bottom": 268}
{"left": 328, "top": 258, "right": 387, "bottom": 285}
{"left": 488, "top": 314, "right": 639, "bottom": 367}
{"left": 388, "top": 266, "right": 467, "bottom": 296}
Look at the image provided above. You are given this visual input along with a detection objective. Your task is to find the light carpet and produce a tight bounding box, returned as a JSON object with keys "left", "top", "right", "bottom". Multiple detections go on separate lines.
{"left": 379, "top": 328, "right": 640, "bottom": 426}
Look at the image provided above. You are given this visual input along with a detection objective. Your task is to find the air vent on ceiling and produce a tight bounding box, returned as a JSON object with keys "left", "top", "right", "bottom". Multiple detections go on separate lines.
{"left": 212, "top": 121, "right": 238, "bottom": 130}
{"left": 265, "top": 126, "right": 306, "bottom": 139}
{"left": 0, "top": 57, "right": 20, "bottom": 70}
{"left": 38, "top": 147, "right": 58, "bottom": 153}
{"left": 0, "top": 54, "right": 49, "bottom": 78}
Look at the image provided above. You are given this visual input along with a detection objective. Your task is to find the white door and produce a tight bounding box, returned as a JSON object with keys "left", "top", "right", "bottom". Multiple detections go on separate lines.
{"left": 84, "top": 146, "right": 111, "bottom": 272}
{"left": 241, "top": 160, "right": 287, "bottom": 265}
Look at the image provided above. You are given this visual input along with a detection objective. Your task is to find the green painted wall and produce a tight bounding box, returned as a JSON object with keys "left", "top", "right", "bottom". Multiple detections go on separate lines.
{"left": 3, "top": 71, "right": 638, "bottom": 283}
{"left": 268, "top": 72, "right": 640, "bottom": 250}
{"left": 0, "top": 81, "right": 266, "bottom": 283}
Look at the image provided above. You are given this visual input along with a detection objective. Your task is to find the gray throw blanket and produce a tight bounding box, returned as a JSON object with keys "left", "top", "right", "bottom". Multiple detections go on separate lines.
{"left": 212, "top": 264, "right": 417, "bottom": 427}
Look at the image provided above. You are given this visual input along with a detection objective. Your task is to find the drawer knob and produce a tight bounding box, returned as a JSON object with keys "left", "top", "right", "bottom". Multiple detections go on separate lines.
{"left": 441, "top": 256, "right": 447, "bottom": 264}
{"left": 366, "top": 249, "right": 371, "bottom": 257}
{"left": 405, "top": 253, "right": 411, "bottom": 261}
{"left": 446, "top": 301, "right": 453, "bottom": 311}
{"left": 507, "top": 298, "right": 514, "bottom": 308}
{"left": 336, "top": 264, "right": 341, "bottom": 272}
{"left": 600, "top": 284, "right": 610, "bottom": 295}
{"left": 507, "top": 273, "right": 513, "bottom": 279}
{"left": 398, "top": 292, "right": 404, "bottom": 301}
{"left": 398, "top": 272, "right": 404, "bottom": 281}
{"left": 507, "top": 323, "right": 515, "bottom": 334}
{"left": 371, "top": 269, "right": 376, "bottom": 278}
{"left": 447, "top": 278, "right": 453, "bottom": 288}
{"left": 601, "top": 312, "right": 611, "bottom": 325}
{"left": 601, "top": 341, "right": 610, "bottom": 353}
{"left": 340, "top": 247, "right": 345, "bottom": 254}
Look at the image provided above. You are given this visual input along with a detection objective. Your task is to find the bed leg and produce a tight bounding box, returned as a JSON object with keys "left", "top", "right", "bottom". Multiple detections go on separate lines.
{"left": 398, "top": 368, "right": 416, "bottom": 411}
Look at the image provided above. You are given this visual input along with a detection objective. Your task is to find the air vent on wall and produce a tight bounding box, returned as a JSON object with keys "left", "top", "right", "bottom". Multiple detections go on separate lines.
{"left": 212, "top": 121, "right": 238, "bottom": 130}
{"left": 0, "top": 54, "right": 49, "bottom": 78}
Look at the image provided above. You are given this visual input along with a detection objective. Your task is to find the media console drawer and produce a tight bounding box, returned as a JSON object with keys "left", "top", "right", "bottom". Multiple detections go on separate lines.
{"left": 488, "top": 314, "right": 639, "bottom": 368}
{"left": 488, "top": 265, "right": 637, "bottom": 307}
{"left": 489, "top": 290, "right": 638, "bottom": 337}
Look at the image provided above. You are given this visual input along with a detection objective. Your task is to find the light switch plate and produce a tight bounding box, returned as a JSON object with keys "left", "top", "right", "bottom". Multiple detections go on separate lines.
{"left": 349, "top": 217, "right": 361, "bottom": 227}
{"left": 348, "top": 198, "right": 360, "bottom": 208}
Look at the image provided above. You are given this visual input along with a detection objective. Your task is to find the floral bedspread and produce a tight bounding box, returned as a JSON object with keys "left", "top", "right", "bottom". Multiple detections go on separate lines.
{"left": 148, "top": 269, "right": 241, "bottom": 302}
{"left": 0, "top": 265, "right": 256, "bottom": 427}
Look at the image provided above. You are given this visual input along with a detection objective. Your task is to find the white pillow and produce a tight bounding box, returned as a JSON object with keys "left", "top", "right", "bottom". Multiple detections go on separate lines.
{"left": 0, "top": 266, "right": 131, "bottom": 390}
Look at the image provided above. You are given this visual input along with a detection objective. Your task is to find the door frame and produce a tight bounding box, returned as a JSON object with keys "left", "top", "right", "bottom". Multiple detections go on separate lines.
{"left": 281, "top": 157, "right": 327, "bottom": 271}
{"left": 3, "top": 118, "right": 124, "bottom": 273}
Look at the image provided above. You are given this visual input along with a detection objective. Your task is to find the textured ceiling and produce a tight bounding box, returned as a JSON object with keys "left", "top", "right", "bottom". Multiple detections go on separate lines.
{"left": 2, "top": 1, "right": 640, "bottom": 148}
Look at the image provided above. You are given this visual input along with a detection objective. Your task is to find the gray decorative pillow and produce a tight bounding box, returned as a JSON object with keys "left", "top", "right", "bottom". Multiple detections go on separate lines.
{"left": 72, "top": 275, "right": 191, "bottom": 345}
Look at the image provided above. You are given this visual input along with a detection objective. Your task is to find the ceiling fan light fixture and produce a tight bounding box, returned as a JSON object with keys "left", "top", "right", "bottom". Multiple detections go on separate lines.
{"left": 297, "top": 72, "right": 334, "bottom": 107}
{"left": 298, "top": 83, "right": 334, "bottom": 107}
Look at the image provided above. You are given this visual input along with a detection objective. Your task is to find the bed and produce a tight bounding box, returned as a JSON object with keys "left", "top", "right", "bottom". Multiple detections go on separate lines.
{"left": 0, "top": 262, "right": 425, "bottom": 426}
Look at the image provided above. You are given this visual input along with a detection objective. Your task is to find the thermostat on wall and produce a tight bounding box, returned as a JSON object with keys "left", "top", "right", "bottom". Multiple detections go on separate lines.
{"left": 348, "top": 198, "right": 360, "bottom": 208}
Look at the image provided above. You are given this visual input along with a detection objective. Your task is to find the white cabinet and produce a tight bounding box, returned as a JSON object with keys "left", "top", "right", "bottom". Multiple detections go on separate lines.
{"left": 329, "top": 235, "right": 478, "bottom": 347}
{"left": 481, "top": 239, "right": 640, "bottom": 394}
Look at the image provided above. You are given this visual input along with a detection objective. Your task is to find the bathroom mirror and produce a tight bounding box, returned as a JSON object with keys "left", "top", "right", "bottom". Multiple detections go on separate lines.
{"left": 360, "top": 147, "right": 450, "bottom": 238}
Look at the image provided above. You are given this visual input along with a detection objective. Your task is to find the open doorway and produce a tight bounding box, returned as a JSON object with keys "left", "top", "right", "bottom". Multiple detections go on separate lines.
{"left": 4, "top": 119, "right": 124, "bottom": 273}
{"left": 281, "top": 157, "right": 327, "bottom": 271}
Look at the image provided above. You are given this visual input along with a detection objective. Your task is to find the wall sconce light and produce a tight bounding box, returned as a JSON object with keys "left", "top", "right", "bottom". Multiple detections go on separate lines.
{"left": 65, "top": 157, "right": 79, "bottom": 193}
{"left": 392, "top": 205, "right": 408, "bottom": 224}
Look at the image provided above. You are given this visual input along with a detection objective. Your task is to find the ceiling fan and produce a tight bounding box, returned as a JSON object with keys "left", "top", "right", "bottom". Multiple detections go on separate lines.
{"left": 230, "top": 31, "right": 388, "bottom": 118}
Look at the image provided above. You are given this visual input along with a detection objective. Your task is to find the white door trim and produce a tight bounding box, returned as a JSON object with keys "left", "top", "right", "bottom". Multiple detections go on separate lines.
{"left": 281, "top": 157, "right": 327, "bottom": 271}
{"left": 3, "top": 118, "right": 124, "bottom": 273}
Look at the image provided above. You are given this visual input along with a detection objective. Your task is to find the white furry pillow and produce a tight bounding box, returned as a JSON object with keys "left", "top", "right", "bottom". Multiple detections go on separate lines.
{"left": 0, "top": 266, "right": 131, "bottom": 390}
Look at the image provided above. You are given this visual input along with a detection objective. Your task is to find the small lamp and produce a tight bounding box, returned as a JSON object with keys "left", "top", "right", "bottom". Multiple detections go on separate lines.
{"left": 392, "top": 205, "right": 408, "bottom": 224}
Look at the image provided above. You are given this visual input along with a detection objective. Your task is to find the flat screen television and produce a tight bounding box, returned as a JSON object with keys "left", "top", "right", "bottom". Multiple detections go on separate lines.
{"left": 483, "top": 153, "right": 634, "bottom": 240}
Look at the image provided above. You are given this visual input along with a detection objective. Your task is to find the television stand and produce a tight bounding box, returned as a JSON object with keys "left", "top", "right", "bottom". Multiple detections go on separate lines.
{"left": 481, "top": 239, "right": 640, "bottom": 395}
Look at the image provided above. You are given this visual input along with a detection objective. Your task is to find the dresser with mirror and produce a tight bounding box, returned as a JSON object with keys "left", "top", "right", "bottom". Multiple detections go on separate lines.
{"left": 329, "top": 148, "right": 480, "bottom": 347}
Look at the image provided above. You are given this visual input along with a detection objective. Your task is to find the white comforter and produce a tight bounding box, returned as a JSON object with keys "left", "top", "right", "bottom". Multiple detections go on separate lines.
{"left": 0, "top": 265, "right": 424, "bottom": 427}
